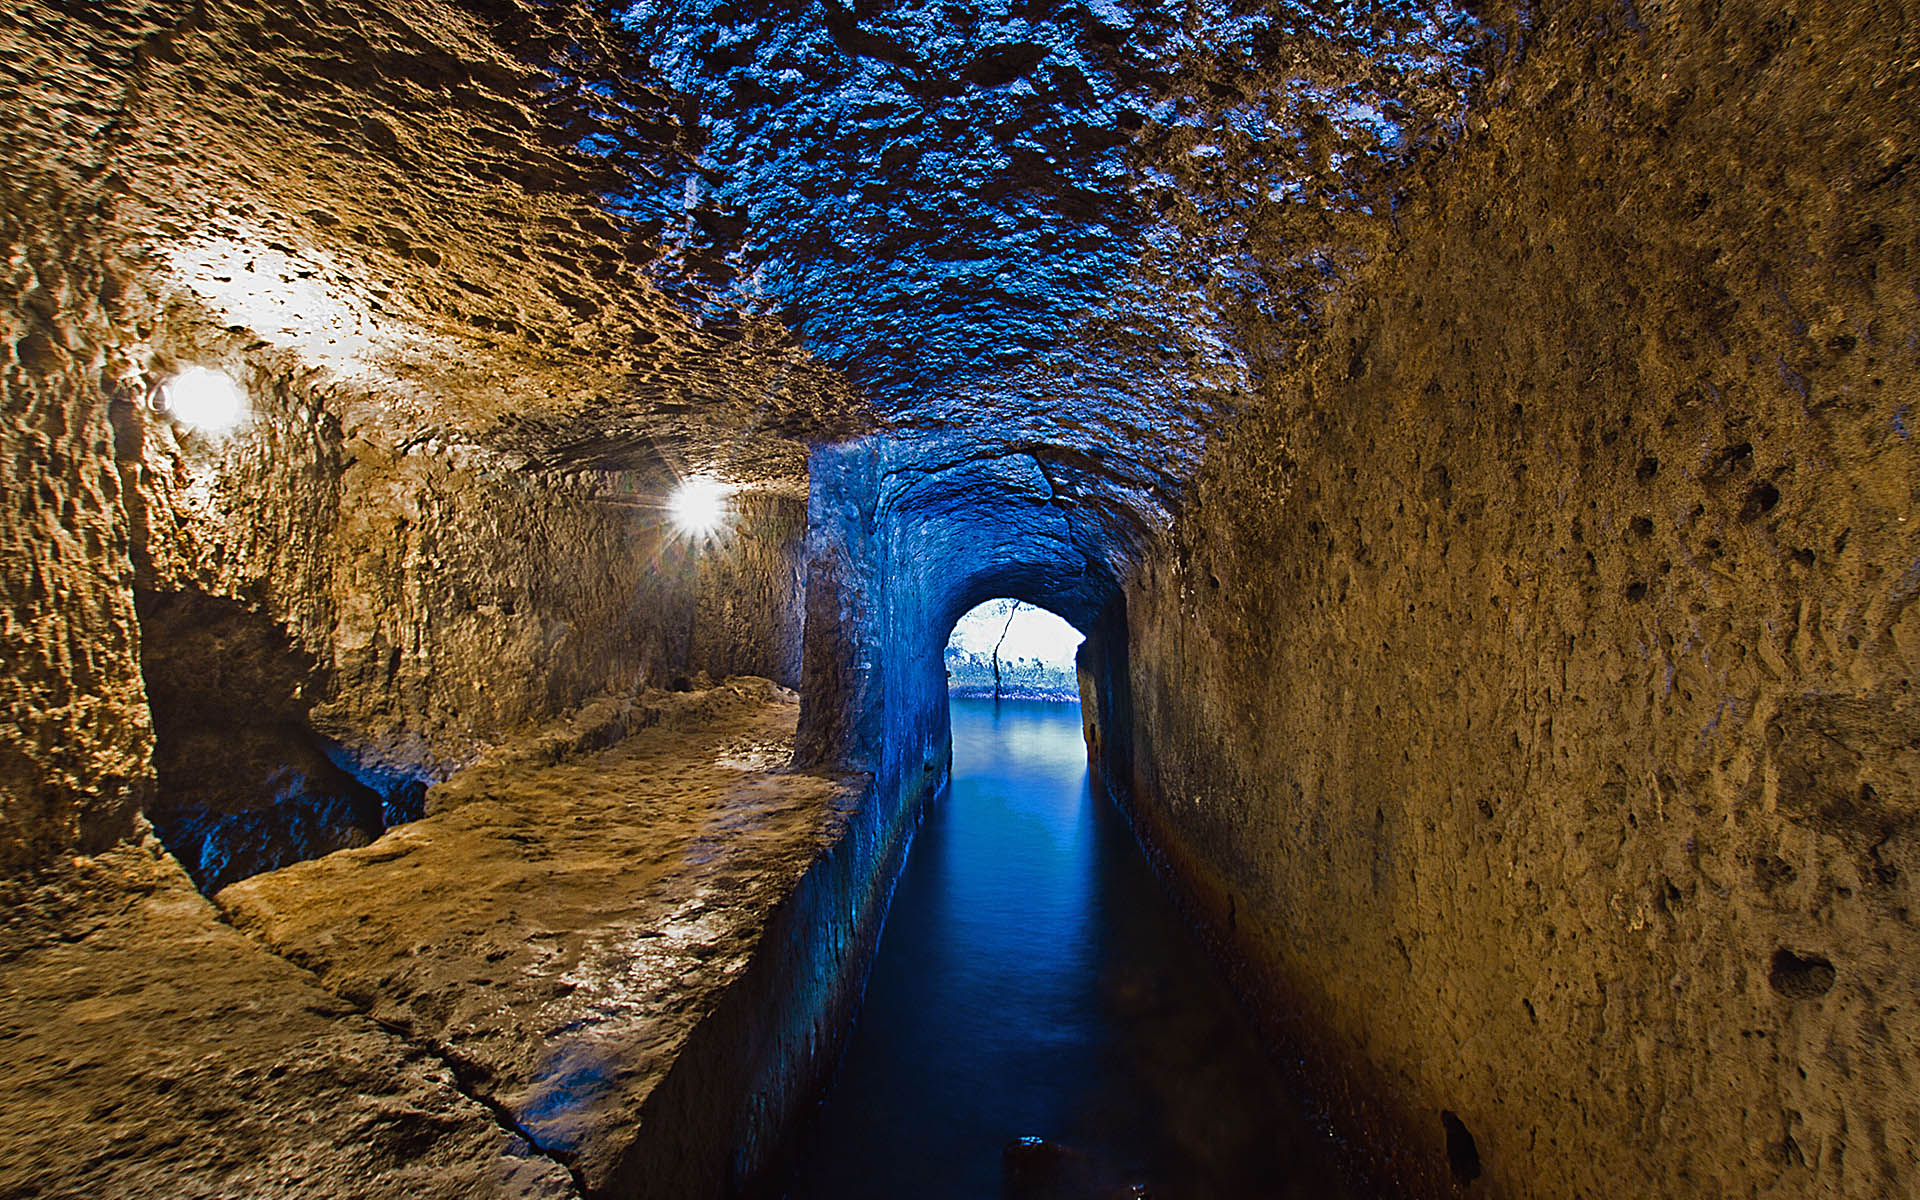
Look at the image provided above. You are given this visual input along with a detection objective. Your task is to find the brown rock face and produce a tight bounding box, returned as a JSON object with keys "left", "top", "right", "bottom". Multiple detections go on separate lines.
{"left": 1102, "top": 2, "right": 1920, "bottom": 1196}
{"left": 5, "top": 0, "right": 1920, "bottom": 1197}
{"left": 0, "top": 841, "right": 578, "bottom": 1199}
{"left": 2, "top": 0, "right": 837, "bottom": 880}
{"left": 215, "top": 681, "right": 893, "bottom": 1198}
{"left": 0, "top": 10, "right": 156, "bottom": 875}
{"left": 104, "top": 344, "right": 813, "bottom": 889}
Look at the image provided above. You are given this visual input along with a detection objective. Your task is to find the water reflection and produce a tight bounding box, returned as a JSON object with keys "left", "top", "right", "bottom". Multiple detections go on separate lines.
{"left": 786, "top": 698, "right": 1362, "bottom": 1199}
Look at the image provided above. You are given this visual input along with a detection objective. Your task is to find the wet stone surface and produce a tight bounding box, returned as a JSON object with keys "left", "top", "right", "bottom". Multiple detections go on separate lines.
{"left": 214, "top": 679, "right": 859, "bottom": 1193}
{"left": 0, "top": 681, "right": 859, "bottom": 1198}
{"left": 0, "top": 840, "right": 577, "bottom": 1200}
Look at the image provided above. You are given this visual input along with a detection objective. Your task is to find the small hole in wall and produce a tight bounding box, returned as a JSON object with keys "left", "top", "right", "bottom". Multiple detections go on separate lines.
{"left": 1768, "top": 948, "right": 1836, "bottom": 999}
{"left": 1441, "top": 1110, "right": 1482, "bottom": 1184}
{"left": 1740, "top": 481, "right": 1781, "bottom": 522}
{"left": 1636, "top": 456, "right": 1660, "bottom": 482}
{"left": 1624, "top": 581, "right": 1648, "bottom": 603}
{"left": 1706, "top": 442, "right": 1754, "bottom": 482}
{"left": 1629, "top": 516, "right": 1654, "bottom": 539}
{"left": 1753, "top": 853, "right": 1796, "bottom": 890}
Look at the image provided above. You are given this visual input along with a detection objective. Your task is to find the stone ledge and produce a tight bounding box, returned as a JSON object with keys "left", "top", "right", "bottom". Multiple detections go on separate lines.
{"left": 215, "top": 679, "right": 875, "bottom": 1197}
{"left": 0, "top": 838, "right": 575, "bottom": 1200}
{"left": 0, "top": 680, "right": 904, "bottom": 1199}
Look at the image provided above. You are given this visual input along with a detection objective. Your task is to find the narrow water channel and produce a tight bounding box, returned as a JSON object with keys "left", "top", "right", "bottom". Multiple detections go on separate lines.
{"left": 785, "top": 697, "right": 1365, "bottom": 1199}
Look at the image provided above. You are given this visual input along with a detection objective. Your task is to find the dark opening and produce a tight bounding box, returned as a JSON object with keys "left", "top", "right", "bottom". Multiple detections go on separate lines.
{"left": 1768, "top": 948, "right": 1836, "bottom": 999}
{"left": 1442, "top": 1109, "right": 1482, "bottom": 1184}
{"left": 136, "top": 589, "right": 423, "bottom": 892}
{"left": 1740, "top": 481, "right": 1781, "bottom": 522}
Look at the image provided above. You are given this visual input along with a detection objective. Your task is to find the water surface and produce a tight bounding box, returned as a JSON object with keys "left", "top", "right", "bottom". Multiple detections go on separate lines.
{"left": 786, "top": 697, "right": 1364, "bottom": 1199}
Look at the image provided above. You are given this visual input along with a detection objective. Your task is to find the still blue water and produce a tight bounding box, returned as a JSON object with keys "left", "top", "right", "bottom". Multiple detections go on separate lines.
{"left": 785, "top": 698, "right": 1363, "bottom": 1199}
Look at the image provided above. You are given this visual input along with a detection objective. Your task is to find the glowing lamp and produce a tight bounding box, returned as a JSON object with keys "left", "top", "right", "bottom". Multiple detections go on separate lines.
{"left": 161, "top": 367, "right": 249, "bottom": 434}
{"left": 670, "top": 475, "right": 731, "bottom": 538}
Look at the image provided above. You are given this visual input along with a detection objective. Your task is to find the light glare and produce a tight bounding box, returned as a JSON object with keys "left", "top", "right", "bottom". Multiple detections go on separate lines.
{"left": 165, "top": 232, "right": 395, "bottom": 383}
{"left": 162, "top": 368, "right": 249, "bottom": 434}
{"left": 670, "top": 476, "right": 731, "bottom": 538}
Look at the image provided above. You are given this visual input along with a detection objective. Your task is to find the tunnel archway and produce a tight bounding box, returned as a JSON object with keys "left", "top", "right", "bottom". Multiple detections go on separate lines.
{"left": 943, "top": 599, "right": 1083, "bottom": 703}
{"left": 793, "top": 435, "right": 1139, "bottom": 809}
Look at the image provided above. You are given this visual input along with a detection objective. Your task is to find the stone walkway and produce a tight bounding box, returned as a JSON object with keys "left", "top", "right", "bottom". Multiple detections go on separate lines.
{"left": 0, "top": 843, "right": 576, "bottom": 1200}
{"left": 1, "top": 680, "right": 863, "bottom": 1199}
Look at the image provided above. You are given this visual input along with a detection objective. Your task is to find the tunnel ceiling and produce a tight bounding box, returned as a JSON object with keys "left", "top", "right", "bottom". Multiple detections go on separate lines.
{"left": 82, "top": 0, "right": 1500, "bottom": 514}
{"left": 618, "top": 0, "right": 1494, "bottom": 518}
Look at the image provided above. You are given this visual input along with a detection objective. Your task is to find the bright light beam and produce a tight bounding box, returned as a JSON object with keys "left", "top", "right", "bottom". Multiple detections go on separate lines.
{"left": 161, "top": 367, "right": 250, "bottom": 435}
{"left": 669, "top": 475, "right": 732, "bottom": 539}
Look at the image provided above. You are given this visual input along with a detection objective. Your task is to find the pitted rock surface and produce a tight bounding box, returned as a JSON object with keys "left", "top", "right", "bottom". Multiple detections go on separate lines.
{"left": 2, "top": 0, "right": 1501, "bottom": 870}
{"left": 216, "top": 680, "right": 860, "bottom": 1193}
{"left": 8, "top": 0, "right": 1920, "bottom": 1197}
{"left": 98, "top": 0, "right": 872, "bottom": 479}
{"left": 0, "top": 839, "right": 578, "bottom": 1200}
{"left": 1108, "top": 2, "right": 1920, "bottom": 1197}
{"left": 619, "top": 0, "right": 1495, "bottom": 534}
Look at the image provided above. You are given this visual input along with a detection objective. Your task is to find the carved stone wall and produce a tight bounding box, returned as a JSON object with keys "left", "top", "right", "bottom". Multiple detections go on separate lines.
{"left": 1116, "top": 3, "right": 1920, "bottom": 1195}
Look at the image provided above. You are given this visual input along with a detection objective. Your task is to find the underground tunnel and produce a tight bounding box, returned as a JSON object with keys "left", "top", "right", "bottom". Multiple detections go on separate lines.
{"left": 3, "top": 1, "right": 1919, "bottom": 1198}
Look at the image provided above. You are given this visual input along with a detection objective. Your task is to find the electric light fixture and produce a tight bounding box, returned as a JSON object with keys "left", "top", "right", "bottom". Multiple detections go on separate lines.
{"left": 160, "top": 367, "right": 249, "bottom": 435}
{"left": 670, "top": 475, "right": 731, "bottom": 539}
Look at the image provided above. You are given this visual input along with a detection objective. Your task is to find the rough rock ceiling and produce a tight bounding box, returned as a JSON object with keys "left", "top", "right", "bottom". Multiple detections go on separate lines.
{"left": 56, "top": 0, "right": 871, "bottom": 487}
{"left": 59, "top": 0, "right": 1499, "bottom": 511}
{"left": 619, "top": 0, "right": 1495, "bottom": 515}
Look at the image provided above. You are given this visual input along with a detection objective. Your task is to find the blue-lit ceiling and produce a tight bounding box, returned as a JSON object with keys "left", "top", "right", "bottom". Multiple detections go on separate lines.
{"left": 600, "top": 0, "right": 1491, "bottom": 504}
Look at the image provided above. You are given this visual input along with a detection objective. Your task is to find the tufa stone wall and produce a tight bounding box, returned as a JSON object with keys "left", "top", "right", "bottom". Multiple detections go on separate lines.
{"left": 0, "top": 212, "right": 153, "bottom": 875}
{"left": 0, "top": 1, "right": 176, "bottom": 875}
{"left": 118, "top": 327, "right": 810, "bottom": 782}
{"left": 0, "top": 0, "right": 821, "bottom": 878}
{"left": 113, "top": 331, "right": 810, "bottom": 883}
{"left": 1113, "top": 2, "right": 1920, "bottom": 1197}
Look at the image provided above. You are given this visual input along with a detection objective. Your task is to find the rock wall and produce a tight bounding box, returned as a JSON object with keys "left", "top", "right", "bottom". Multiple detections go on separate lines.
{"left": 0, "top": 215, "right": 152, "bottom": 875}
{"left": 0, "top": 1, "right": 175, "bottom": 876}
{"left": 0, "top": 0, "right": 819, "bottom": 880}
{"left": 113, "top": 333, "right": 810, "bottom": 884}
{"left": 120, "top": 331, "right": 810, "bottom": 775}
{"left": 1111, "top": 2, "right": 1920, "bottom": 1197}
